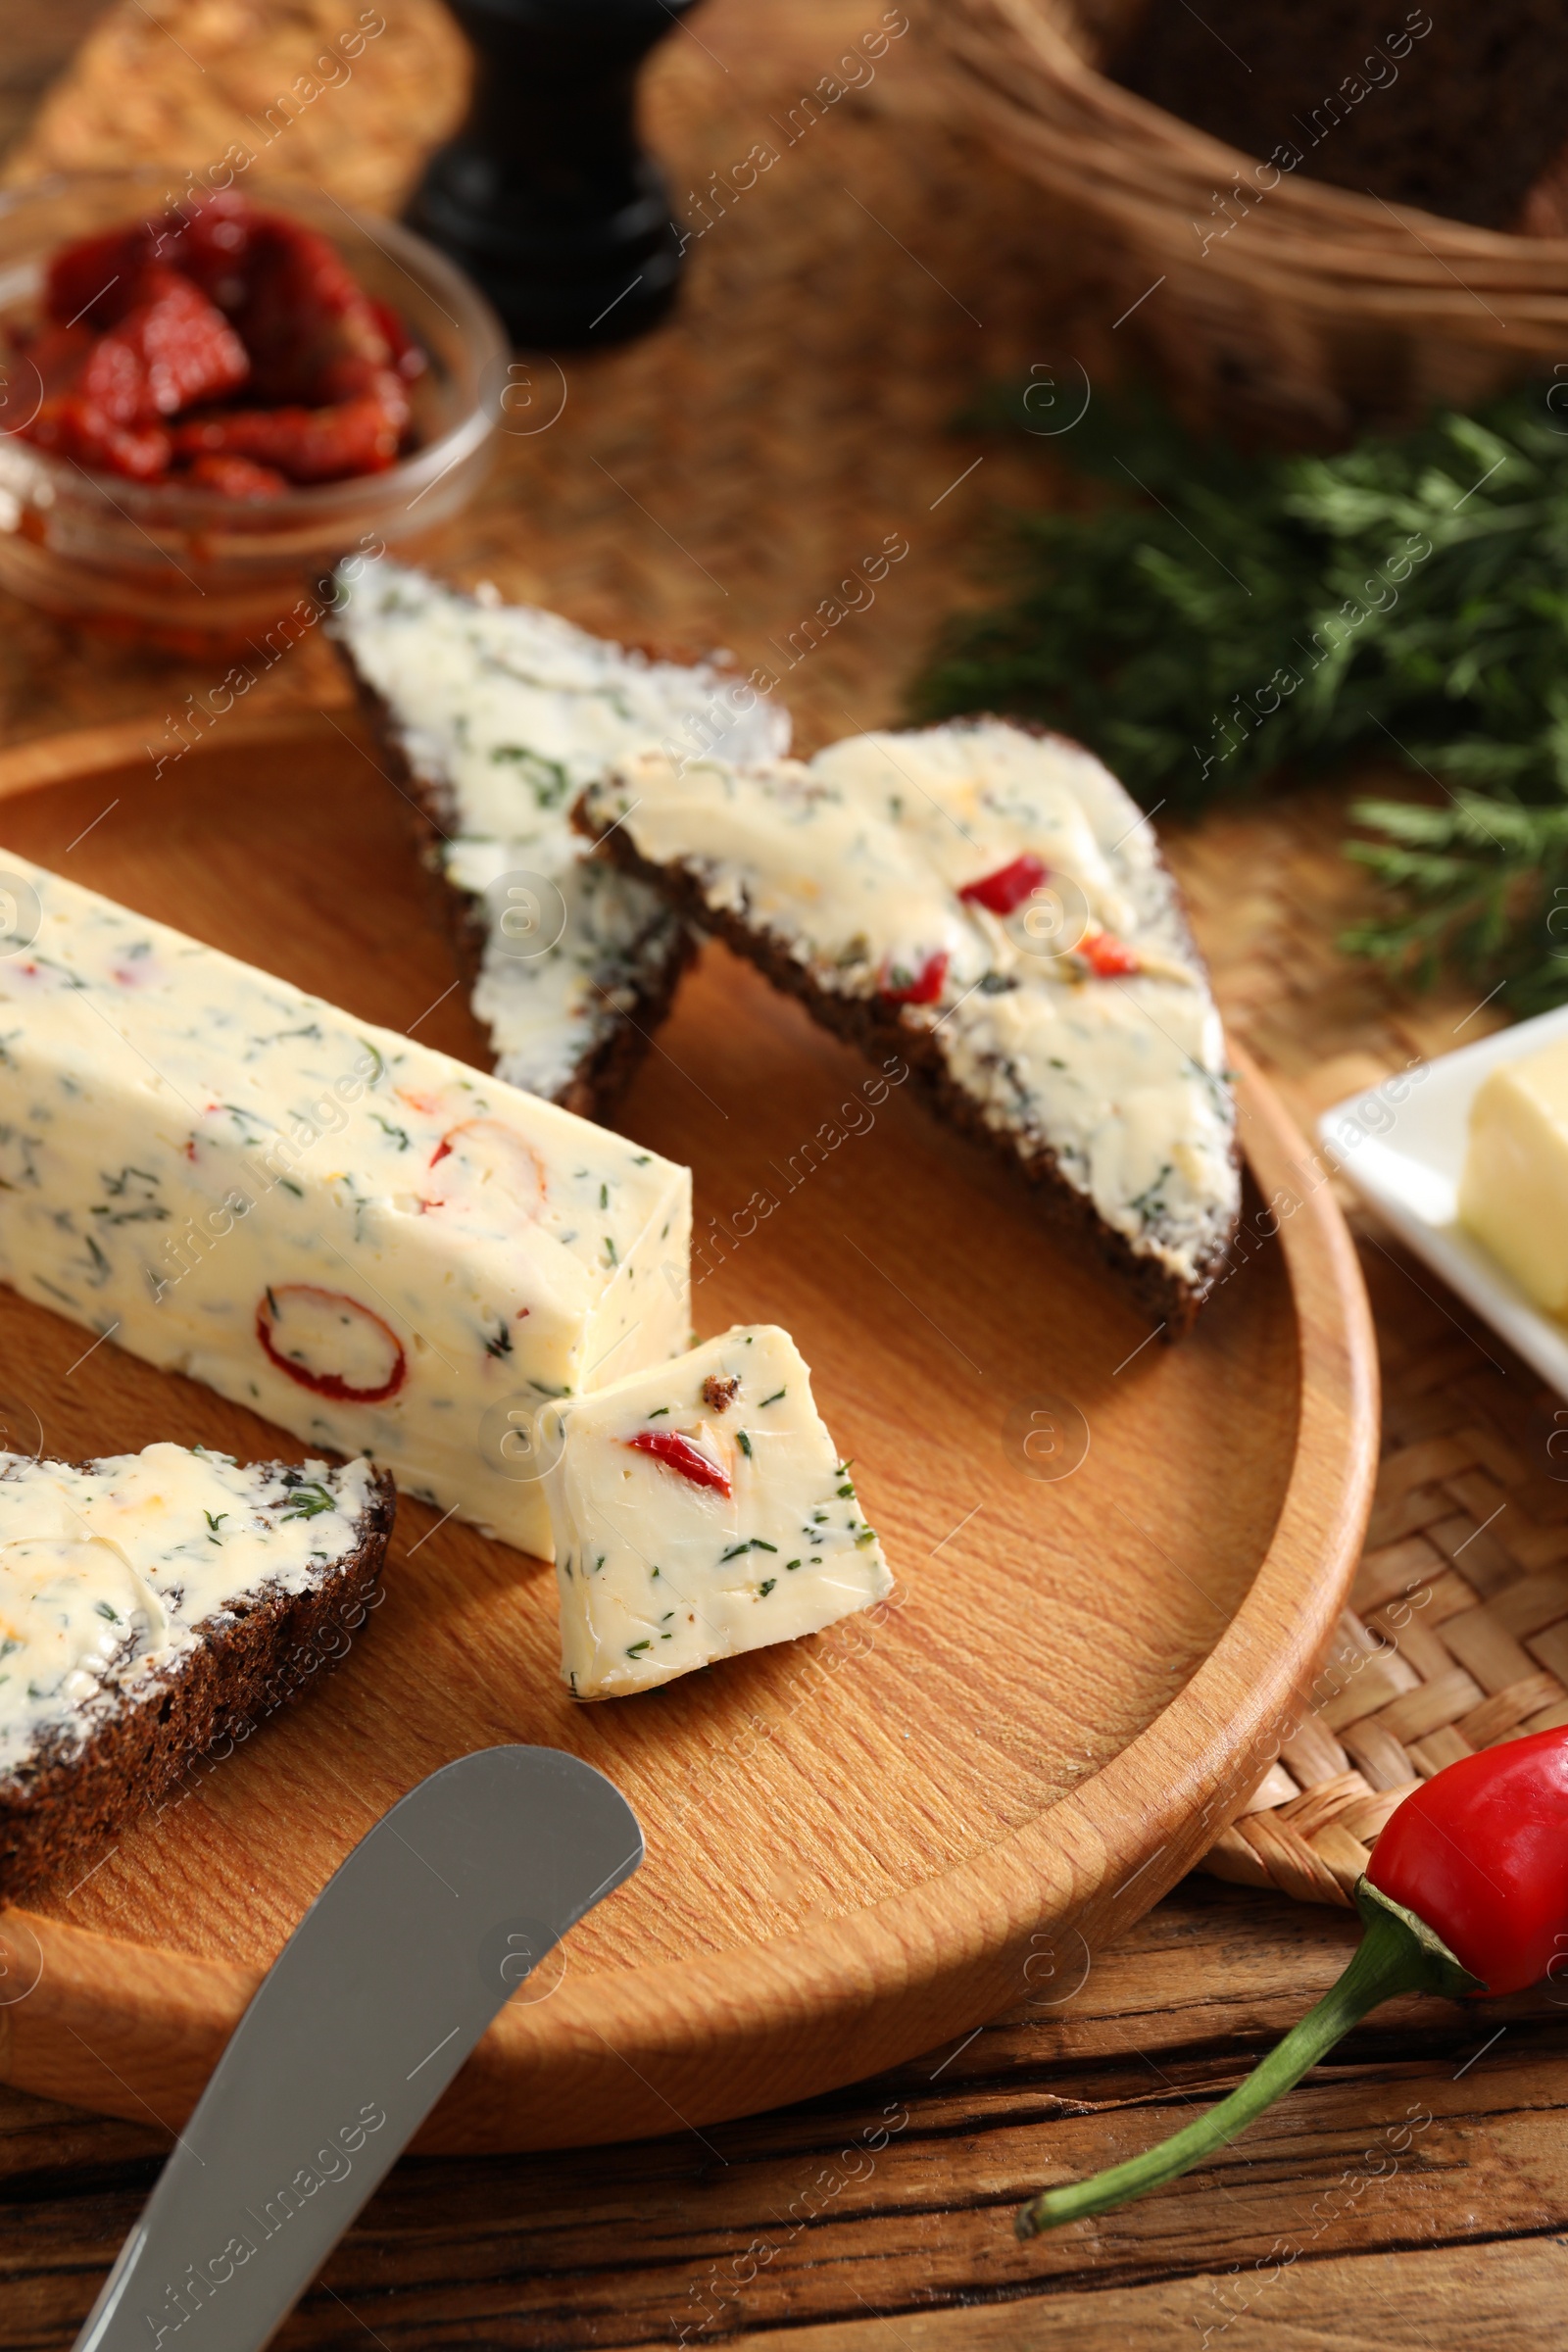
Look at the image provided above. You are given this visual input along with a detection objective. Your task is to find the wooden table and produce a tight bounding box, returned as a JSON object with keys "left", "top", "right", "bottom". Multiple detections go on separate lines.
{"left": 6, "top": 1876, "right": 1564, "bottom": 2348}
{"left": 0, "top": 2, "right": 1565, "bottom": 2344}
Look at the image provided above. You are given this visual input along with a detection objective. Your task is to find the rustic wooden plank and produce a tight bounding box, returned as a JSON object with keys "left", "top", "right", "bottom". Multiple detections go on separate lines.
{"left": 4, "top": 1883, "right": 1566, "bottom": 2349}
{"left": 732, "top": 2239, "right": 1568, "bottom": 2352}
{"left": 13, "top": 2037, "right": 1568, "bottom": 2347}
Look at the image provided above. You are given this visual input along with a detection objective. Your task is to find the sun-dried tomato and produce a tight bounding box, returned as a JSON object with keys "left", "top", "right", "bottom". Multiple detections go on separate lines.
{"left": 13, "top": 193, "right": 418, "bottom": 491}
{"left": 184, "top": 452, "right": 289, "bottom": 500}
{"left": 84, "top": 268, "right": 249, "bottom": 423}
{"left": 24, "top": 381, "right": 172, "bottom": 480}
{"left": 173, "top": 373, "right": 411, "bottom": 485}
{"left": 43, "top": 225, "right": 153, "bottom": 332}
{"left": 220, "top": 215, "right": 393, "bottom": 406}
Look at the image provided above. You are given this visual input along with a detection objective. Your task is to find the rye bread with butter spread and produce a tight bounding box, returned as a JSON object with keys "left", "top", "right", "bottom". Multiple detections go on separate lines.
{"left": 346, "top": 664, "right": 694, "bottom": 1121}
{"left": 330, "top": 559, "right": 787, "bottom": 1121}
{"left": 576, "top": 719, "right": 1240, "bottom": 1334}
{"left": 0, "top": 1446, "right": 393, "bottom": 1902}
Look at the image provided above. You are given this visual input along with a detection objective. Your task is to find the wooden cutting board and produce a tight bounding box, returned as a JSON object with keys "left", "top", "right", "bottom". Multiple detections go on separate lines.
{"left": 0, "top": 709, "right": 1377, "bottom": 2152}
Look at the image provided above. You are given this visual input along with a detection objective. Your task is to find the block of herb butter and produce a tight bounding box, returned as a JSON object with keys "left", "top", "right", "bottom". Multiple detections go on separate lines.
{"left": 1459, "top": 1031, "right": 1568, "bottom": 1314}
{"left": 0, "top": 853, "right": 691, "bottom": 1556}
{"left": 541, "top": 1323, "right": 891, "bottom": 1699}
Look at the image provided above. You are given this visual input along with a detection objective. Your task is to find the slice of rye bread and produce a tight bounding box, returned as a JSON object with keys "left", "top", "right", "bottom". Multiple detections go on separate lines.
{"left": 575, "top": 720, "right": 1241, "bottom": 1335}
{"left": 0, "top": 1446, "right": 394, "bottom": 1902}
{"left": 346, "top": 665, "right": 695, "bottom": 1121}
{"left": 329, "top": 558, "right": 789, "bottom": 1122}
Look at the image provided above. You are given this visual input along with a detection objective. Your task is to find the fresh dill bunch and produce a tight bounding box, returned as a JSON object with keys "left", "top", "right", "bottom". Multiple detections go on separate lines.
{"left": 1345, "top": 791, "right": 1568, "bottom": 1014}
{"left": 914, "top": 376, "right": 1568, "bottom": 1004}
{"left": 915, "top": 379, "right": 1568, "bottom": 814}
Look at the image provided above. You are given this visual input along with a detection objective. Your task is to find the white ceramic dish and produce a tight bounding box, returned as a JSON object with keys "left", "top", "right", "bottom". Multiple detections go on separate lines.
{"left": 1320, "top": 1004, "right": 1568, "bottom": 1397}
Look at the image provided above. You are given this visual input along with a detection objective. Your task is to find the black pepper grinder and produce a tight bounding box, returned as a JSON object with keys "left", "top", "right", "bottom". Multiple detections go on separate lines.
{"left": 410, "top": 0, "right": 698, "bottom": 349}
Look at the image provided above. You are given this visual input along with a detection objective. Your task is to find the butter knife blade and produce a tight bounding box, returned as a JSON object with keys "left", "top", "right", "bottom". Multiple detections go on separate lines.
{"left": 74, "top": 1742, "right": 643, "bottom": 2352}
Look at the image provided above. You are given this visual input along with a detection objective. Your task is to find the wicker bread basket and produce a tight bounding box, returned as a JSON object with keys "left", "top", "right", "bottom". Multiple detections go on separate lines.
{"left": 936, "top": 0, "right": 1568, "bottom": 439}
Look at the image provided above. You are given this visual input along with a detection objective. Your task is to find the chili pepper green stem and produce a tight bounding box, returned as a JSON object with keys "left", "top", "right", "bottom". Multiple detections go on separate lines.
{"left": 1015, "top": 1880, "right": 1483, "bottom": 2238}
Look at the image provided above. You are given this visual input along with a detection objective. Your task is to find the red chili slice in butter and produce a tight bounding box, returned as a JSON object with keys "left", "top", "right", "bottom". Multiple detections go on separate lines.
{"left": 256, "top": 1284, "right": 407, "bottom": 1404}
{"left": 957, "top": 854, "right": 1049, "bottom": 915}
{"left": 625, "top": 1430, "right": 732, "bottom": 1495}
{"left": 421, "top": 1119, "right": 547, "bottom": 1219}
{"left": 1077, "top": 928, "right": 1141, "bottom": 978}
{"left": 879, "top": 949, "right": 950, "bottom": 1005}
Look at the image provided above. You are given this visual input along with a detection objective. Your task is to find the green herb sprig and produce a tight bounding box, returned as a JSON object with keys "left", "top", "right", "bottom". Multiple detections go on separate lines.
{"left": 279, "top": 1481, "right": 337, "bottom": 1522}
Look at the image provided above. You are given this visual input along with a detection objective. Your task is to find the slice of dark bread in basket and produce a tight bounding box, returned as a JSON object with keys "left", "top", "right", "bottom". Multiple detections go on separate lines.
{"left": 0, "top": 1444, "right": 394, "bottom": 1902}
{"left": 1106, "top": 0, "right": 1568, "bottom": 233}
{"left": 575, "top": 718, "right": 1240, "bottom": 1334}
{"left": 329, "top": 558, "right": 790, "bottom": 1121}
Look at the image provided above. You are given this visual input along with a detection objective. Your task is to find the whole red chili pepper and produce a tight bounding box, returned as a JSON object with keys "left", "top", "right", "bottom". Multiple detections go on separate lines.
{"left": 1016, "top": 1727, "right": 1568, "bottom": 2237}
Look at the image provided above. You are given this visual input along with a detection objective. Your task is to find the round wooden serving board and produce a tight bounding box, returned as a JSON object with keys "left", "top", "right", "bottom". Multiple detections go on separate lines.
{"left": 0, "top": 710, "right": 1378, "bottom": 2152}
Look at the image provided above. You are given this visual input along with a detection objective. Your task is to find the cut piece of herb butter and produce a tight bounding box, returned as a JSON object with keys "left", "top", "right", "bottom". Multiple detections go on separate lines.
{"left": 540, "top": 1323, "right": 892, "bottom": 1699}
{"left": 0, "top": 854, "right": 691, "bottom": 1556}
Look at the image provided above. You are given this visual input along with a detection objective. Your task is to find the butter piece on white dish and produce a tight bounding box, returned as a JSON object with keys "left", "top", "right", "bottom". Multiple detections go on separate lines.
{"left": 1459, "top": 1032, "right": 1568, "bottom": 1314}
{"left": 0, "top": 852, "right": 691, "bottom": 1557}
{"left": 542, "top": 1324, "right": 891, "bottom": 1698}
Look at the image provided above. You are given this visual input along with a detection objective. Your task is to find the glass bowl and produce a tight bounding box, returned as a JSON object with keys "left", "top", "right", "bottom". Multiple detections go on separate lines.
{"left": 0, "top": 172, "right": 508, "bottom": 648}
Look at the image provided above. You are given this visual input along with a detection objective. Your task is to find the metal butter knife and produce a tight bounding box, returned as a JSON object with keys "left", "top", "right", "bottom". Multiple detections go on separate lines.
{"left": 74, "top": 1744, "right": 643, "bottom": 2352}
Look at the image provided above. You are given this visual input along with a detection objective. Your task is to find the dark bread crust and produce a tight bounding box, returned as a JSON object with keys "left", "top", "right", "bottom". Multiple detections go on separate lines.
{"left": 0, "top": 1467, "right": 395, "bottom": 1904}
{"left": 576, "top": 797, "right": 1235, "bottom": 1336}
{"left": 336, "top": 650, "right": 696, "bottom": 1124}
